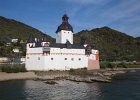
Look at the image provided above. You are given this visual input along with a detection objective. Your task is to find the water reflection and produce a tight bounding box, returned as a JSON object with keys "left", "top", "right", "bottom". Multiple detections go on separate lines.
{"left": 22, "top": 80, "right": 103, "bottom": 100}
{"left": 0, "top": 80, "right": 27, "bottom": 100}
{"left": 1, "top": 71, "right": 140, "bottom": 100}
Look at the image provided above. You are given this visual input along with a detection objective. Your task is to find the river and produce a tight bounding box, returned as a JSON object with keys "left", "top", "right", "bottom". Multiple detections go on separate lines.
{"left": 0, "top": 70, "right": 140, "bottom": 100}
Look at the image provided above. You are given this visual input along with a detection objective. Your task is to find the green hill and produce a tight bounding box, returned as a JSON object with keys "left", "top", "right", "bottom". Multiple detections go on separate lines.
{"left": 74, "top": 27, "right": 140, "bottom": 61}
{"left": 0, "top": 16, "right": 54, "bottom": 57}
{"left": 0, "top": 16, "right": 139, "bottom": 61}
{"left": 0, "top": 16, "right": 54, "bottom": 42}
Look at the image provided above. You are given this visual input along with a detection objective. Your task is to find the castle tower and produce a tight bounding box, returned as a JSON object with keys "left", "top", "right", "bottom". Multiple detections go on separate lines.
{"left": 56, "top": 14, "right": 73, "bottom": 44}
{"left": 26, "top": 33, "right": 35, "bottom": 49}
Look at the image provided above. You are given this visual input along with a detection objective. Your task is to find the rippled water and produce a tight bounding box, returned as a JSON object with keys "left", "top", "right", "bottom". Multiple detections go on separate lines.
{"left": 0, "top": 70, "right": 140, "bottom": 100}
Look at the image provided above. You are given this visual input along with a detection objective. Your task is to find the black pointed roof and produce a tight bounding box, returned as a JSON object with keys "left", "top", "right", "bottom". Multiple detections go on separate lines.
{"left": 35, "top": 39, "right": 42, "bottom": 47}
{"left": 56, "top": 14, "right": 73, "bottom": 33}
{"left": 66, "top": 40, "right": 72, "bottom": 48}
{"left": 42, "top": 35, "right": 48, "bottom": 42}
{"left": 27, "top": 33, "right": 35, "bottom": 43}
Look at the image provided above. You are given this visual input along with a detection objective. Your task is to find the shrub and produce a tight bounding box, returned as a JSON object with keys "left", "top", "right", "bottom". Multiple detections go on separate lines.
{"left": 100, "top": 63, "right": 106, "bottom": 69}
{"left": 100, "top": 61, "right": 115, "bottom": 69}
{"left": 106, "top": 62, "right": 115, "bottom": 68}
{"left": 69, "top": 68, "right": 90, "bottom": 77}
{"left": 1, "top": 64, "right": 26, "bottom": 73}
{"left": 117, "top": 62, "right": 127, "bottom": 68}
{"left": 69, "top": 68, "right": 75, "bottom": 73}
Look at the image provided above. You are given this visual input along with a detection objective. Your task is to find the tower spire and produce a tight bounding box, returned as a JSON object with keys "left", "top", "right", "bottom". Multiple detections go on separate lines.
{"left": 56, "top": 13, "right": 73, "bottom": 33}
{"left": 62, "top": 14, "right": 69, "bottom": 22}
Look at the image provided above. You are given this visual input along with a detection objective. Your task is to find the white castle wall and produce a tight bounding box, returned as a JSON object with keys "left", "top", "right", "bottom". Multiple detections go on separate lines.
{"left": 50, "top": 48, "right": 85, "bottom": 54}
{"left": 26, "top": 47, "right": 99, "bottom": 70}
{"left": 26, "top": 54, "right": 45, "bottom": 70}
{"left": 25, "top": 46, "right": 99, "bottom": 70}
{"left": 56, "top": 30, "right": 73, "bottom": 44}
{"left": 44, "top": 54, "right": 88, "bottom": 70}
{"left": 26, "top": 47, "right": 45, "bottom": 70}
{"left": 27, "top": 47, "right": 43, "bottom": 54}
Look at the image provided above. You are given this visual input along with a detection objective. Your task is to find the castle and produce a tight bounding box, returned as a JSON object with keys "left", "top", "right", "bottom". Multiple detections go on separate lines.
{"left": 25, "top": 14, "right": 100, "bottom": 70}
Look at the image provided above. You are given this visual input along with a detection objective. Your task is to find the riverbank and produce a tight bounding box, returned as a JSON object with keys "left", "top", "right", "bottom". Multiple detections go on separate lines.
{"left": 0, "top": 72, "right": 36, "bottom": 81}
{"left": 0, "top": 68, "right": 140, "bottom": 83}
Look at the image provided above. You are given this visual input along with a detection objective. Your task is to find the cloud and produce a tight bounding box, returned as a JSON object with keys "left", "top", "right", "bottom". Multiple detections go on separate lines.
{"left": 2, "top": 0, "right": 139, "bottom": 37}
{"left": 65, "top": 0, "right": 140, "bottom": 37}
{"left": 64, "top": 0, "right": 105, "bottom": 5}
{"left": 99, "top": 0, "right": 140, "bottom": 22}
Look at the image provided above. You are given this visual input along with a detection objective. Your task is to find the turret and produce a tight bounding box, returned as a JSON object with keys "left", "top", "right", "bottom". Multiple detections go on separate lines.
{"left": 41, "top": 35, "right": 50, "bottom": 47}
{"left": 26, "top": 33, "right": 35, "bottom": 49}
{"left": 56, "top": 14, "right": 73, "bottom": 44}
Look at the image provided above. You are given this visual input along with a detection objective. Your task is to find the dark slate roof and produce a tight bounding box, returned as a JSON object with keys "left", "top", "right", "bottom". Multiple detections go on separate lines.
{"left": 35, "top": 39, "right": 42, "bottom": 47}
{"left": 56, "top": 14, "right": 73, "bottom": 33}
{"left": 41, "top": 35, "right": 48, "bottom": 42}
{"left": 80, "top": 37, "right": 88, "bottom": 45}
{"left": 29, "top": 41, "right": 96, "bottom": 49}
{"left": 27, "top": 33, "right": 35, "bottom": 43}
{"left": 49, "top": 43, "right": 66, "bottom": 48}
{"left": 49, "top": 43, "right": 85, "bottom": 49}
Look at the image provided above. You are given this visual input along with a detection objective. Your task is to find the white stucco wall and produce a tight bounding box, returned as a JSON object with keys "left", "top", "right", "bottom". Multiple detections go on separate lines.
{"left": 50, "top": 48, "right": 85, "bottom": 55}
{"left": 27, "top": 47, "right": 43, "bottom": 54}
{"left": 56, "top": 30, "right": 73, "bottom": 44}
{"left": 25, "top": 45, "right": 99, "bottom": 71}
{"left": 26, "top": 54, "right": 45, "bottom": 70}
{"left": 25, "top": 47, "right": 88, "bottom": 70}
{"left": 26, "top": 53, "right": 88, "bottom": 71}
{"left": 44, "top": 54, "right": 88, "bottom": 70}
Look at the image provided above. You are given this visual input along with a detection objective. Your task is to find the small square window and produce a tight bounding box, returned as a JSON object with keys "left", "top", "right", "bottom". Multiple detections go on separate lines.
{"left": 71, "top": 58, "right": 74, "bottom": 61}
{"left": 79, "top": 58, "right": 81, "bottom": 61}
{"left": 65, "top": 58, "right": 67, "bottom": 60}
{"left": 38, "top": 57, "right": 40, "bottom": 60}
{"left": 51, "top": 58, "right": 53, "bottom": 60}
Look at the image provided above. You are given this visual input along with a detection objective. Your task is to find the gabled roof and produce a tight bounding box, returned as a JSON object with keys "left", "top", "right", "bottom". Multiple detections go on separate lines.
{"left": 49, "top": 43, "right": 85, "bottom": 49}
{"left": 35, "top": 40, "right": 42, "bottom": 47}
{"left": 27, "top": 33, "right": 35, "bottom": 43}
{"left": 42, "top": 35, "right": 48, "bottom": 42}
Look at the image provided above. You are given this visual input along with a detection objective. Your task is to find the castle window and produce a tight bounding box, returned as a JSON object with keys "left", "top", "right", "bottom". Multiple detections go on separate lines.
{"left": 79, "top": 58, "right": 81, "bottom": 61}
{"left": 71, "top": 58, "right": 74, "bottom": 61}
{"left": 38, "top": 57, "right": 40, "bottom": 60}
{"left": 65, "top": 58, "right": 67, "bottom": 60}
{"left": 51, "top": 58, "right": 53, "bottom": 60}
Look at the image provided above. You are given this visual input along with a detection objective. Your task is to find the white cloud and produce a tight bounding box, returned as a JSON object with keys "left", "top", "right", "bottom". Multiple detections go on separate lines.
{"left": 64, "top": 0, "right": 105, "bottom": 5}
{"left": 100, "top": 0, "right": 140, "bottom": 22}
{"left": 68, "top": 0, "right": 140, "bottom": 36}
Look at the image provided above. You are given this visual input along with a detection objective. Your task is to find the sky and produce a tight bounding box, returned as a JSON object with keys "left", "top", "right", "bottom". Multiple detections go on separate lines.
{"left": 0, "top": 0, "right": 140, "bottom": 37}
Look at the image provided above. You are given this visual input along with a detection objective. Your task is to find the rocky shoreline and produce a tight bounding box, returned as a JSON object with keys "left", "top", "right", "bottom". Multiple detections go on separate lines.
{"left": 0, "top": 68, "right": 140, "bottom": 84}
{"left": 34, "top": 69, "right": 128, "bottom": 83}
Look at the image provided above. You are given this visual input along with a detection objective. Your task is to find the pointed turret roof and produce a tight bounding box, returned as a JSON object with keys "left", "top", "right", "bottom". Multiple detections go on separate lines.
{"left": 27, "top": 33, "right": 35, "bottom": 43}
{"left": 42, "top": 35, "right": 48, "bottom": 42}
{"left": 35, "top": 39, "right": 42, "bottom": 47}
